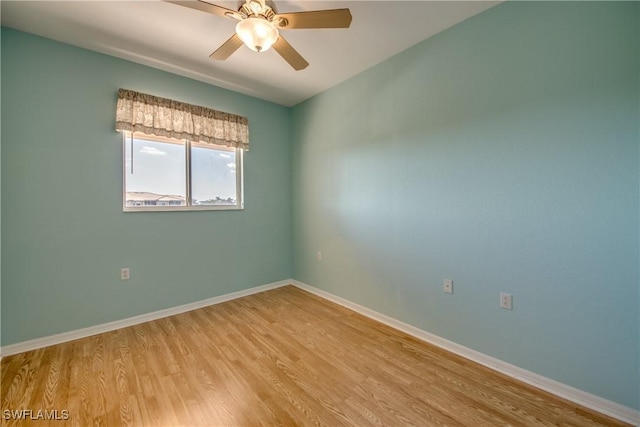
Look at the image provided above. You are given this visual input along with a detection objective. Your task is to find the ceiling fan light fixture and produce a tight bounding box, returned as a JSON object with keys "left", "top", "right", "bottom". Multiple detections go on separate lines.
{"left": 236, "top": 17, "right": 279, "bottom": 52}
{"left": 167, "top": 0, "right": 351, "bottom": 70}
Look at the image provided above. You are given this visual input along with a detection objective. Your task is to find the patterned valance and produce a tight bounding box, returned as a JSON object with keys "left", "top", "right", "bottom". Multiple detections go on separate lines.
{"left": 115, "top": 89, "right": 249, "bottom": 151}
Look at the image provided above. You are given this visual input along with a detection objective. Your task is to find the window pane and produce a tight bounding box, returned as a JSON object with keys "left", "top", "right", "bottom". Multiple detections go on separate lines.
{"left": 191, "top": 145, "right": 238, "bottom": 206}
{"left": 124, "top": 136, "right": 186, "bottom": 208}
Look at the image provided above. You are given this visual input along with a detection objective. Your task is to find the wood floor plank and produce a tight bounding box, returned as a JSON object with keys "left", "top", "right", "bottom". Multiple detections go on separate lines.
{"left": 1, "top": 285, "right": 631, "bottom": 426}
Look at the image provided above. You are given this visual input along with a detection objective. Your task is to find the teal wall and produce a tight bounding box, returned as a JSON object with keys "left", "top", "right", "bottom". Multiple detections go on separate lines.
{"left": 1, "top": 28, "right": 293, "bottom": 345}
{"left": 291, "top": 2, "right": 639, "bottom": 410}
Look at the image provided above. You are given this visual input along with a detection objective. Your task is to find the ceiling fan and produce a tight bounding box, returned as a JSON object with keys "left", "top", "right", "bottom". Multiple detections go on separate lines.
{"left": 166, "top": 0, "right": 352, "bottom": 70}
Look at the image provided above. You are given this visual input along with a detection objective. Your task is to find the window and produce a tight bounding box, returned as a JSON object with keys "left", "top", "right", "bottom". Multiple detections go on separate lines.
{"left": 115, "top": 88, "right": 249, "bottom": 212}
{"left": 123, "top": 132, "right": 243, "bottom": 211}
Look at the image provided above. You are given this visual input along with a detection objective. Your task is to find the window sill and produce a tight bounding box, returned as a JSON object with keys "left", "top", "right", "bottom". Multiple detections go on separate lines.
{"left": 123, "top": 205, "right": 243, "bottom": 212}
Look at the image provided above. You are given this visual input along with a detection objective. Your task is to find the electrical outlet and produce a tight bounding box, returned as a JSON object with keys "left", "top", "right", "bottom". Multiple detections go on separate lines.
{"left": 317, "top": 251, "right": 322, "bottom": 261}
{"left": 443, "top": 279, "right": 453, "bottom": 294}
{"left": 120, "top": 268, "right": 130, "bottom": 281}
{"left": 500, "top": 292, "right": 512, "bottom": 310}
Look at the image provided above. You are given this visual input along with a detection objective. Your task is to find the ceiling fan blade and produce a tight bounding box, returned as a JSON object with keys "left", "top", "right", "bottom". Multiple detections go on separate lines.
{"left": 164, "top": 0, "right": 236, "bottom": 18}
{"left": 275, "top": 9, "right": 352, "bottom": 30}
{"left": 210, "top": 34, "right": 244, "bottom": 60}
{"left": 272, "top": 36, "right": 309, "bottom": 71}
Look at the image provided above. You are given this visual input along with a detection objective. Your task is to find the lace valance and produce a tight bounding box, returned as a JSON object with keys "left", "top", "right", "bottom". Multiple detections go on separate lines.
{"left": 115, "top": 89, "right": 249, "bottom": 150}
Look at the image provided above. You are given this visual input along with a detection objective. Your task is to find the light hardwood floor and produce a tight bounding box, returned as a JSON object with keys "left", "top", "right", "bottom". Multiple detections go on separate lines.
{"left": 1, "top": 286, "right": 630, "bottom": 426}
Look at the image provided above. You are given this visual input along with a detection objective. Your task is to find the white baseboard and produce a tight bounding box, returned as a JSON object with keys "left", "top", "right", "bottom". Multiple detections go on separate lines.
{"left": 0, "top": 279, "right": 291, "bottom": 358}
{"left": 2, "top": 278, "right": 637, "bottom": 425}
{"left": 291, "top": 280, "right": 640, "bottom": 426}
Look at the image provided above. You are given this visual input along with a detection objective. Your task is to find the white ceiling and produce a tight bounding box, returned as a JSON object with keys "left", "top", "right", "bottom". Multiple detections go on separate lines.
{"left": 1, "top": 0, "right": 499, "bottom": 106}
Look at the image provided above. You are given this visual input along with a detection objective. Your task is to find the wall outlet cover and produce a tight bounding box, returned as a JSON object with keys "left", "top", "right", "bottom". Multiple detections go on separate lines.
{"left": 500, "top": 292, "right": 512, "bottom": 310}
{"left": 443, "top": 279, "right": 453, "bottom": 294}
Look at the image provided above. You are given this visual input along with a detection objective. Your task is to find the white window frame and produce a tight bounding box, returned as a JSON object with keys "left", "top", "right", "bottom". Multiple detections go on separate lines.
{"left": 122, "top": 132, "right": 244, "bottom": 212}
